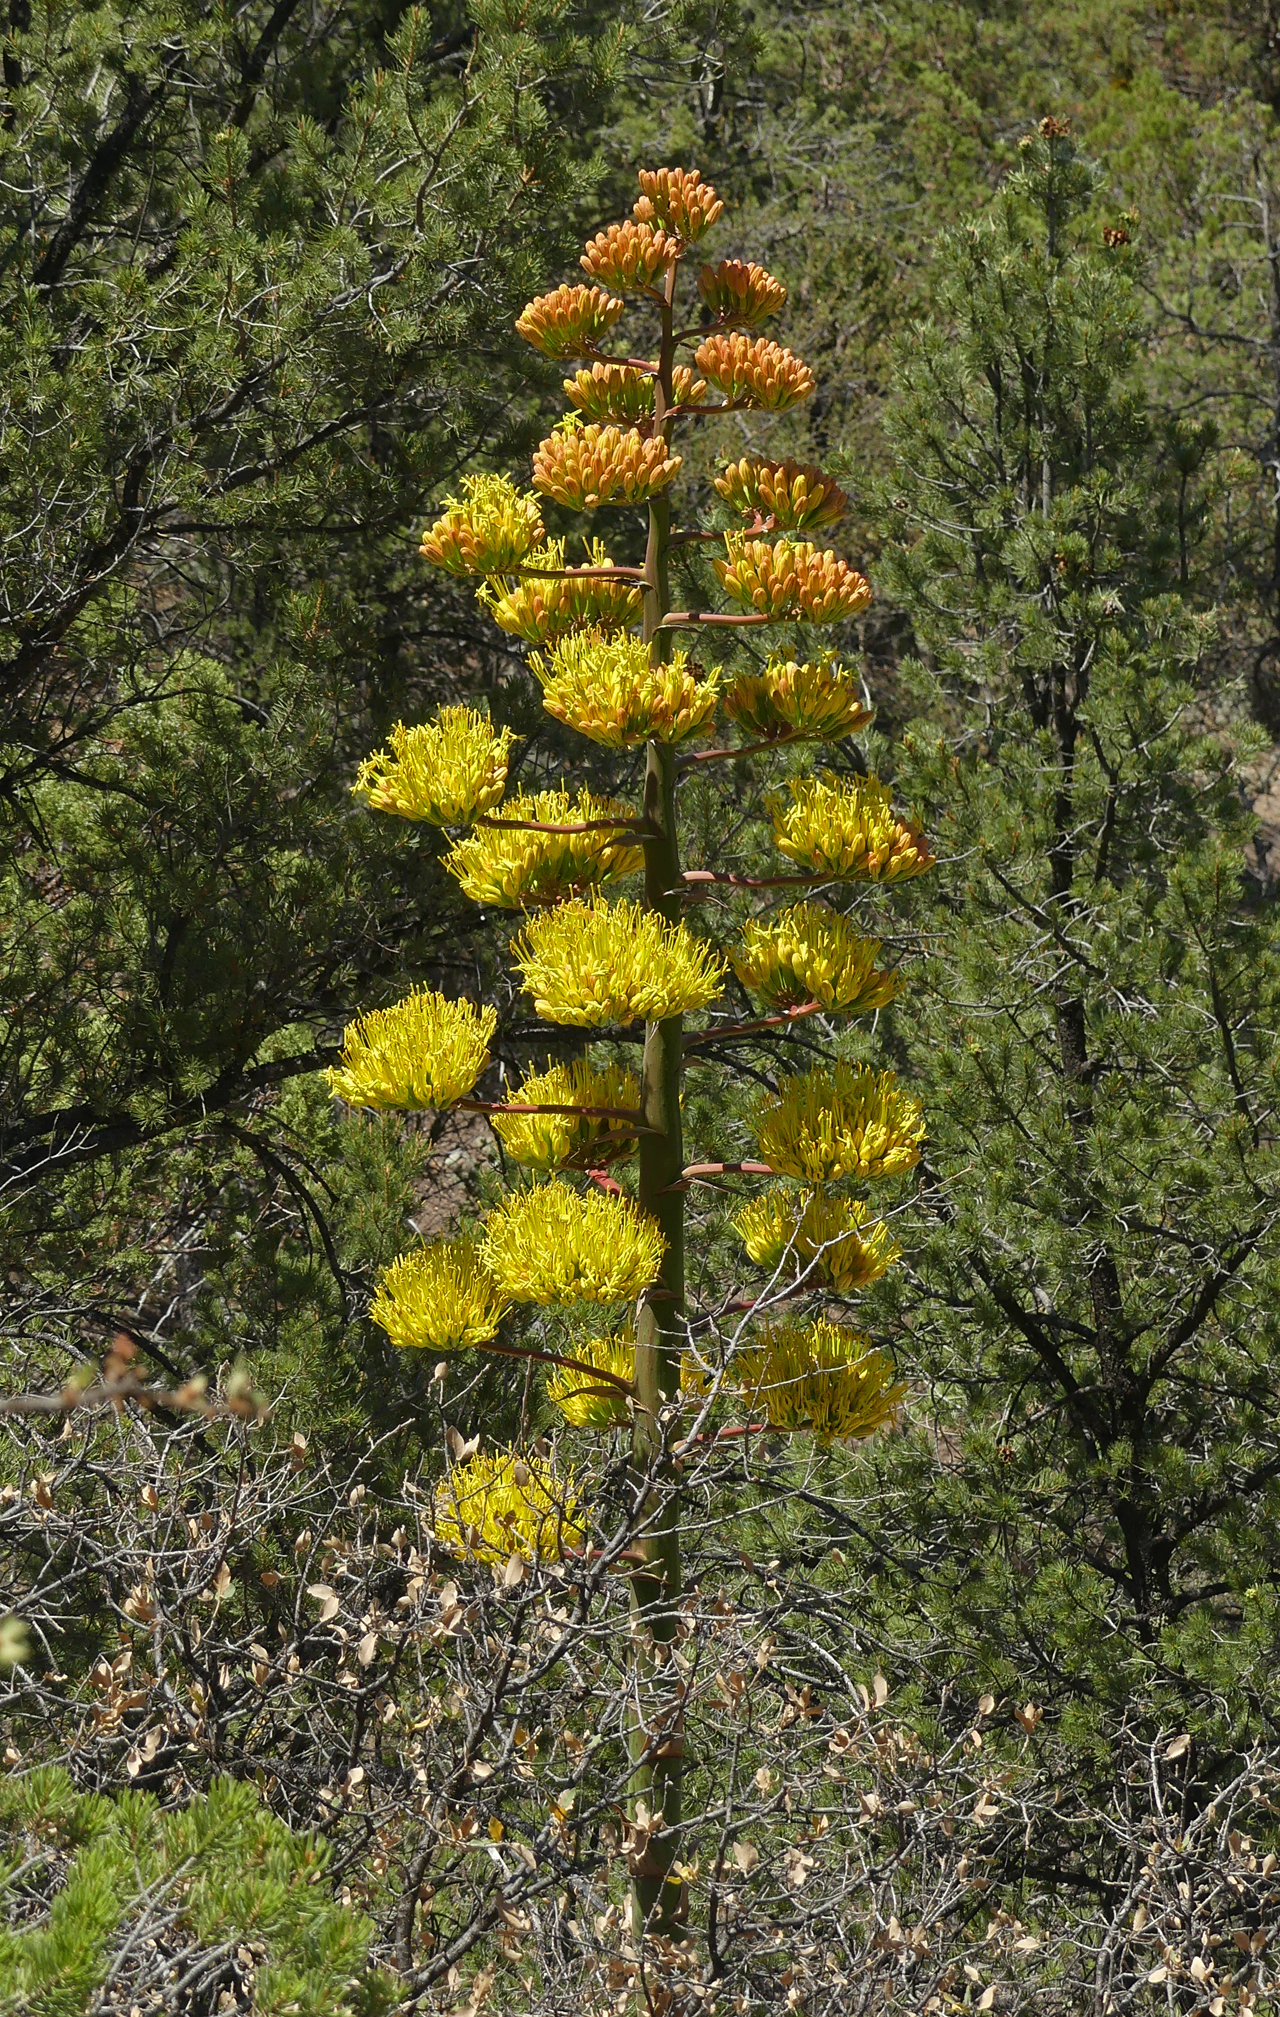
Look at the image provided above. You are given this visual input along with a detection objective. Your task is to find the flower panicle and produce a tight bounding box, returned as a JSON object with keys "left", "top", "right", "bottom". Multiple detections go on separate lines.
{"left": 755, "top": 1060, "right": 925, "bottom": 1185}
{"left": 733, "top": 1318, "right": 905, "bottom": 1444}
{"left": 694, "top": 333, "right": 814, "bottom": 410}
{"left": 327, "top": 989, "right": 497, "bottom": 1113}
{"left": 431, "top": 1446, "right": 584, "bottom": 1563}
{"left": 733, "top": 902, "right": 900, "bottom": 1015}
{"left": 418, "top": 474, "right": 544, "bottom": 578}
{"left": 562, "top": 362, "right": 705, "bottom": 425}
{"left": 546, "top": 1329, "right": 635, "bottom": 1427}
{"left": 734, "top": 1189, "right": 901, "bottom": 1295}
{"left": 492, "top": 1058, "right": 641, "bottom": 1171}
{"left": 482, "top": 1180, "right": 666, "bottom": 1305}
{"left": 769, "top": 772, "right": 935, "bottom": 881}
{"left": 715, "top": 456, "right": 847, "bottom": 532}
{"left": 511, "top": 893, "right": 726, "bottom": 1027}
{"left": 633, "top": 166, "right": 723, "bottom": 242}
{"left": 353, "top": 707, "right": 515, "bottom": 826}
{"left": 444, "top": 787, "right": 643, "bottom": 909}
{"left": 530, "top": 628, "right": 719, "bottom": 749}
{"left": 533, "top": 423, "right": 681, "bottom": 511}
{"left": 714, "top": 535, "right": 871, "bottom": 622}
{"left": 516, "top": 284, "right": 624, "bottom": 359}
{"left": 370, "top": 1237, "right": 509, "bottom": 1352}
{"left": 723, "top": 654, "right": 874, "bottom": 743}
{"left": 477, "top": 538, "right": 643, "bottom": 646}
{"left": 581, "top": 219, "right": 679, "bottom": 290}
{"left": 698, "top": 259, "right": 787, "bottom": 327}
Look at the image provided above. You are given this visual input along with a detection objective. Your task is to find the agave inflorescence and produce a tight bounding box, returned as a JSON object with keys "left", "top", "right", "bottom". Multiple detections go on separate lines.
{"left": 581, "top": 219, "right": 680, "bottom": 290}
{"left": 515, "top": 283, "right": 625, "bottom": 358}
{"left": 694, "top": 333, "right": 815, "bottom": 409}
{"left": 715, "top": 456, "right": 847, "bottom": 532}
{"left": 531, "top": 629, "right": 719, "bottom": 747}
{"left": 714, "top": 535, "right": 871, "bottom": 621}
{"left": 769, "top": 772, "right": 935, "bottom": 880}
{"left": 734, "top": 1190, "right": 901, "bottom": 1294}
{"left": 533, "top": 423, "right": 682, "bottom": 510}
{"left": 698, "top": 258, "right": 787, "bottom": 327}
{"left": 723, "top": 654, "right": 874, "bottom": 742}
{"left": 481, "top": 1181, "right": 666, "bottom": 1305}
{"left": 431, "top": 1447, "right": 585, "bottom": 1563}
{"left": 490, "top": 1058, "right": 641, "bottom": 1171}
{"left": 443, "top": 788, "right": 643, "bottom": 908}
{"left": 510, "top": 894, "right": 726, "bottom": 1026}
{"left": 477, "top": 538, "right": 643, "bottom": 645}
{"left": 352, "top": 708, "right": 515, "bottom": 825}
{"left": 755, "top": 1061, "right": 926, "bottom": 1184}
{"left": 418, "top": 474, "right": 545, "bottom": 576}
{"left": 563, "top": 362, "right": 706, "bottom": 425}
{"left": 632, "top": 166, "right": 724, "bottom": 241}
{"left": 546, "top": 1330, "right": 636, "bottom": 1428}
{"left": 732, "top": 902, "right": 899, "bottom": 1014}
{"left": 369, "top": 1237, "right": 509, "bottom": 1351}
{"left": 733, "top": 1318, "right": 905, "bottom": 1443}
{"left": 327, "top": 989, "right": 496, "bottom": 1112}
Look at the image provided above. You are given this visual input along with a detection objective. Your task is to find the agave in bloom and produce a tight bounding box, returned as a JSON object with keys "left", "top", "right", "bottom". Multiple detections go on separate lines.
{"left": 563, "top": 362, "right": 706, "bottom": 425}
{"left": 530, "top": 628, "right": 719, "bottom": 748}
{"left": 353, "top": 707, "right": 515, "bottom": 825}
{"left": 443, "top": 787, "right": 643, "bottom": 909}
{"left": 533, "top": 423, "right": 681, "bottom": 510}
{"left": 546, "top": 1329, "right": 635, "bottom": 1427}
{"left": 723, "top": 653, "right": 874, "bottom": 743}
{"left": 734, "top": 1189, "right": 900, "bottom": 1295}
{"left": 511, "top": 894, "right": 726, "bottom": 1027}
{"left": 328, "top": 988, "right": 497, "bottom": 1112}
{"left": 431, "top": 1446, "right": 584, "bottom": 1562}
{"left": 732, "top": 1318, "right": 904, "bottom": 1443}
{"left": 491, "top": 1058, "right": 641, "bottom": 1171}
{"left": 482, "top": 1180, "right": 666, "bottom": 1304}
{"left": 418, "top": 474, "right": 545, "bottom": 577}
{"left": 697, "top": 258, "right": 787, "bottom": 327}
{"left": 581, "top": 219, "right": 679, "bottom": 290}
{"left": 769, "top": 772, "right": 934, "bottom": 881}
{"left": 732, "top": 902, "right": 899, "bottom": 1015}
{"left": 715, "top": 456, "right": 847, "bottom": 532}
{"left": 754, "top": 1061, "right": 925, "bottom": 1184}
{"left": 370, "top": 1236, "right": 509, "bottom": 1351}
{"left": 694, "top": 333, "right": 814, "bottom": 410}
{"left": 515, "top": 283, "right": 625, "bottom": 358}
{"left": 713, "top": 536, "right": 871, "bottom": 622}
{"left": 633, "top": 165, "right": 723, "bottom": 241}
{"left": 477, "top": 539, "right": 643, "bottom": 646}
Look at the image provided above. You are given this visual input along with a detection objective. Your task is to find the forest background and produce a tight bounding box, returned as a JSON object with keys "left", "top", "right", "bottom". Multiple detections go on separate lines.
{"left": 3, "top": 1, "right": 1280, "bottom": 2012}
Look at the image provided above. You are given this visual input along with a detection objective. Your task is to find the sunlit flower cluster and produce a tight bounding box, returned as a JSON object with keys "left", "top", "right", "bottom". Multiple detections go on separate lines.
{"left": 531, "top": 628, "right": 719, "bottom": 748}
{"left": 581, "top": 219, "right": 678, "bottom": 290}
{"left": 715, "top": 457, "right": 847, "bottom": 532}
{"left": 732, "top": 902, "right": 899, "bottom": 1014}
{"left": 352, "top": 707, "right": 514, "bottom": 826}
{"left": 769, "top": 772, "right": 935, "bottom": 881}
{"left": 418, "top": 474, "right": 545, "bottom": 578}
{"left": 515, "top": 283, "right": 625, "bottom": 358}
{"left": 477, "top": 539, "right": 643, "bottom": 645}
{"left": 369, "top": 1237, "right": 509, "bottom": 1351}
{"left": 511, "top": 894, "right": 726, "bottom": 1027}
{"left": 533, "top": 423, "right": 682, "bottom": 510}
{"left": 491, "top": 1058, "right": 641, "bottom": 1171}
{"left": 562, "top": 362, "right": 705, "bottom": 424}
{"left": 482, "top": 1180, "right": 666, "bottom": 1305}
{"left": 327, "top": 988, "right": 496, "bottom": 1112}
{"left": 443, "top": 787, "right": 642, "bottom": 909}
{"left": 733, "top": 1318, "right": 904, "bottom": 1443}
{"left": 714, "top": 536, "right": 871, "bottom": 622}
{"left": 633, "top": 166, "right": 723, "bottom": 241}
{"left": 698, "top": 258, "right": 787, "bottom": 327}
{"left": 734, "top": 1189, "right": 900, "bottom": 1294}
{"left": 546, "top": 1329, "right": 635, "bottom": 1427}
{"left": 755, "top": 1061, "right": 925, "bottom": 1184}
{"left": 431, "top": 1446, "right": 584, "bottom": 1563}
{"left": 723, "top": 654, "right": 874, "bottom": 742}
{"left": 694, "top": 333, "right": 814, "bottom": 410}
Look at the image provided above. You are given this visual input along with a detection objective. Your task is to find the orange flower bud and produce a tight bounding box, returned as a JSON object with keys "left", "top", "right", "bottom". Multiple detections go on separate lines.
{"left": 698, "top": 258, "right": 787, "bottom": 327}
{"left": 515, "top": 284, "right": 624, "bottom": 359}
{"left": 713, "top": 536, "right": 871, "bottom": 623}
{"left": 715, "top": 457, "right": 847, "bottom": 532}
{"left": 533, "top": 423, "right": 682, "bottom": 510}
{"left": 633, "top": 166, "right": 724, "bottom": 242}
{"left": 581, "top": 219, "right": 679, "bottom": 290}
{"left": 694, "top": 332, "right": 814, "bottom": 410}
{"left": 562, "top": 362, "right": 705, "bottom": 425}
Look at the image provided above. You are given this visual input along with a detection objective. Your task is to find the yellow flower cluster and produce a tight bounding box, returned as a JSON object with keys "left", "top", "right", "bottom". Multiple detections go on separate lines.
{"left": 698, "top": 258, "right": 787, "bottom": 326}
{"left": 769, "top": 772, "right": 935, "bottom": 881}
{"left": 633, "top": 166, "right": 723, "bottom": 241}
{"left": 732, "top": 902, "right": 899, "bottom": 1014}
{"left": 369, "top": 1237, "right": 509, "bottom": 1351}
{"left": 431, "top": 1446, "right": 584, "bottom": 1563}
{"left": 533, "top": 423, "right": 682, "bottom": 510}
{"left": 516, "top": 283, "right": 625, "bottom": 358}
{"left": 581, "top": 219, "right": 678, "bottom": 290}
{"left": 443, "top": 787, "right": 642, "bottom": 909}
{"left": 715, "top": 457, "right": 847, "bottom": 532}
{"left": 418, "top": 474, "right": 544, "bottom": 578}
{"left": 546, "top": 1329, "right": 635, "bottom": 1428}
{"left": 755, "top": 1061, "right": 925, "bottom": 1184}
{"left": 734, "top": 1190, "right": 900, "bottom": 1294}
{"left": 353, "top": 707, "right": 514, "bottom": 826}
{"left": 723, "top": 654, "right": 874, "bottom": 743}
{"left": 482, "top": 1180, "right": 666, "bottom": 1304}
{"left": 734, "top": 1318, "right": 904, "bottom": 1444}
{"left": 531, "top": 628, "right": 719, "bottom": 748}
{"left": 477, "top": 539, "right": 643, "bottom": 646}
{"left": 491, "top": 1058, "right": 641, "bottom": 1171}
{"left": 562, "top": 362, "right": 705, "bottom": 424}
{"left": 327, "top": 989, "right": 497, "bottom": 1112}
{"left": 511, "top": 894, "right": 726, "bottom": 1027}
{"left": 694, "top": 333, "right": 814, "bottom": 410}
{"left": 713, "top": 536, "right": 871, "bottom": 622}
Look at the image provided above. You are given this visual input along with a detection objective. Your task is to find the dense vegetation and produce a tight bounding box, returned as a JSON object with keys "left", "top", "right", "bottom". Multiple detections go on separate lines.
{"left": 2, "top": 3, "right": 1278, "bottom": 2012}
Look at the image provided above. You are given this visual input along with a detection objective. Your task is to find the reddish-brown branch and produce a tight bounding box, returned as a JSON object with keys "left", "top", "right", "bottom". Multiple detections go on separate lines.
{"left": 456, "top": 1100, "right": 648, "bottom": 1122}
{"left": 678, "top": 733, "right": 802, "bottom": 766}
{"left": 659, "top": 610, "right": 772, "bottom": 629}
{"left": 660, "top": 1160, "right": 773, "bottom": 1194}
{"left": 684, "top": 1002, "right": 824, "bottom": 1050}
{"left": 467, "top": 1338, "right": 634, "bottom": 1396}
{"left": 512, "top": 564, "right": 647, "bottom": 581}
{"left": 475, "top": 814, "right": 654, "bottom": 835}
{"left": 681, "top": 867, "right": 830, "bottom": 890}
